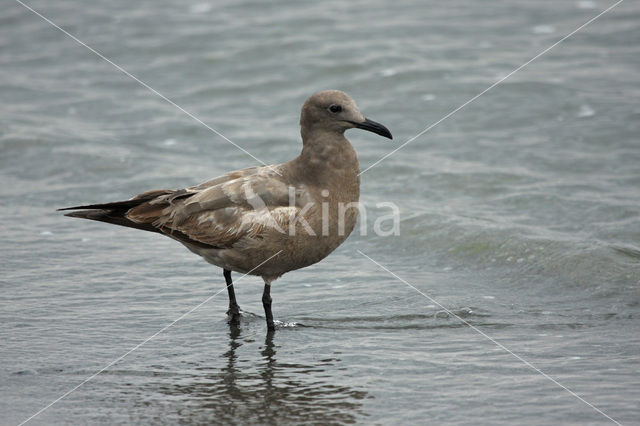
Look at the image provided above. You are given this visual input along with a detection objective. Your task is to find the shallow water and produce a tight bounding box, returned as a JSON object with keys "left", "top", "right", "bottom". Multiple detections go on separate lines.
{"left": 2, "top": 0, "right": 639, "bottom": 424}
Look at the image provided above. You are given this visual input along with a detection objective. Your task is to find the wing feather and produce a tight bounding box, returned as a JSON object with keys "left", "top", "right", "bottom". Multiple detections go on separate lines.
{"left": 125, "top": 165, "right": 300, "bottom": 249}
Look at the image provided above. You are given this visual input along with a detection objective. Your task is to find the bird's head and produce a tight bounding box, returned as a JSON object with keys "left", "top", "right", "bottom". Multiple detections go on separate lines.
{"left": 300, "top": 90, "right": 392, "bottom": 140}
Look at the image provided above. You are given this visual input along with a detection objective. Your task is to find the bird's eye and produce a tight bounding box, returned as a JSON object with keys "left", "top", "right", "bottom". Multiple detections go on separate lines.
{"left": 328, "top": 104, "right": 342, "bottom": 113}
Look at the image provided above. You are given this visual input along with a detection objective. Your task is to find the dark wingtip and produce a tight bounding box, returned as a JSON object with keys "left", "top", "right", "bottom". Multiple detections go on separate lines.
{"left": 57, "top": 199, "right": 142, "bottom": 212}
{"left": 58, "top": 205, "right": 95, "bottom": 212}
{"left": 62, "top": 210, "right": 95, "bottom": 219}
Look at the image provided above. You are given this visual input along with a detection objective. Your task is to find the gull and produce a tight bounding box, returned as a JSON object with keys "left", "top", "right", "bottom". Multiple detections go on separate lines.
{"left": 60, "top": 90, "right": 392, "bottom": 331}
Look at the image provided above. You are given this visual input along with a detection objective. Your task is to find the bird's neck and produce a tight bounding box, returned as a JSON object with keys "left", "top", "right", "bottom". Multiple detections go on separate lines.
{"left": 296, "top": 130, "right": 360, "bottom": 196}
{"left": 300, "top": 131, "right": 358, "bottom": 170}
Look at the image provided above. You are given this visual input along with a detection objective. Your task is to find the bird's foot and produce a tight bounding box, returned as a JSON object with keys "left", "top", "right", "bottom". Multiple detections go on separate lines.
{"left": 266, "top": 320, "right": 276, "bottom": 332}
{"left": 226, "top": 304, "right": 241, "bottom": 322}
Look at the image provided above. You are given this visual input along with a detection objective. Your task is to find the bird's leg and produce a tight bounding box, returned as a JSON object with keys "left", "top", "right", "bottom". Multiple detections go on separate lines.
{"left": 224, "top": 269, "right": 241, "bottom": 321}
{"left": 262, "top": 282, "right": 275, "bottom": 331}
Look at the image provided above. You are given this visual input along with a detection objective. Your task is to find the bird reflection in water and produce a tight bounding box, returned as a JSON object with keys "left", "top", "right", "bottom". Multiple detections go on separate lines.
{"left": 143, "top": 323, "right": 368, "bottom": 424}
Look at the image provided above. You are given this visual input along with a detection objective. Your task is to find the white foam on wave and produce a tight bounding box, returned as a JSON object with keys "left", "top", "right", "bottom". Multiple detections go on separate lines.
{"left": 576, "top": 0, "right": 597, "bottom": 9}
{"left": 274, "top": 320, "right": 298, "bottom": 328}
{"left": 532, "top": 25, "right": 556, "bottom": 34}
{"left": 577, "top": 104, "right": 595, "bottom": 118}
{"left": 380, "top": 68, "right": 397, "bottom": 77}
{"left": 189, "top": 3, "right": 212, "bottom": 14}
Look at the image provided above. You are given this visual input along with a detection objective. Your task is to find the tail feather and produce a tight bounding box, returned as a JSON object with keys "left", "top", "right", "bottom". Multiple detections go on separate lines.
{"left": 60, "top": 198, "right": 218, "bottom": 250}
{"left": 59, "top": 190, "right": 219, "bottom": 249}
{"left": 58, "top": 200, "right": 145, "bottom": 212}
{"left": 63, "top": 209, "right": 161, "bottom": 234}
{"left": 58, "top": 189, "right": 178, "bottom": 212}
{"left": 59, "top": 191, "right": 170, "bottom": 233}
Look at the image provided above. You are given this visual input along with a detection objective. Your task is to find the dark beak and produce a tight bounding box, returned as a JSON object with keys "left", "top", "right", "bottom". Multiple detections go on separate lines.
{"left": 349, "top": 118, "right": 393, "bottom": 139}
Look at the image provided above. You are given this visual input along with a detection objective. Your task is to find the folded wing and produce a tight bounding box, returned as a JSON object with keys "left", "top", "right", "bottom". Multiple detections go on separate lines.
{"left": 62, "top": 165, "right": 304, "bottom": 250}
